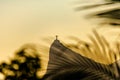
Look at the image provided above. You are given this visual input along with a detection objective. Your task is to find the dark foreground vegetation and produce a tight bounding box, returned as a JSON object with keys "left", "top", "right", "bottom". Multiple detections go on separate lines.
{"left": 0, "top": 31, "right": 120, "bottom": 80}
{"left": 0, "top": 44, "right": 42, "bottom": 80}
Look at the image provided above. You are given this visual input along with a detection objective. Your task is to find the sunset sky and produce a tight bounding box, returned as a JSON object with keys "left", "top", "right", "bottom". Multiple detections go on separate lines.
{"left": 0, "top": 0, "right": 119, "bottom": 62}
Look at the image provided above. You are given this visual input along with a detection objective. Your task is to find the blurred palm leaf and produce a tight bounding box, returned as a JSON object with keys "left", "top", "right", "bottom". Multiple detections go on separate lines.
{"left": 75, "top": 0, "right": 120, "bottom": 26}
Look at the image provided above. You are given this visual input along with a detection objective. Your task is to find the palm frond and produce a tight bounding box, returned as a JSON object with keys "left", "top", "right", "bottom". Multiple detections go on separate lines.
{"left": 75, "top": 0, "right": 120, "bottom": 26}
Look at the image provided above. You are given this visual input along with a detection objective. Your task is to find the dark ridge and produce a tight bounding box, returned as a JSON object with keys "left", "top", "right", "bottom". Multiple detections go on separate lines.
{"left": 42, "top": 39, "right": 116, "bottom": 80}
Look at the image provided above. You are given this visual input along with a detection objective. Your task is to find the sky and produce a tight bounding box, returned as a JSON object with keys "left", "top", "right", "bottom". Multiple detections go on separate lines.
{"left": 0, "top": 0, "right": 95, "bottom": 61}
{"left": 0, "top": 0, "right": 118, "bottom": 62}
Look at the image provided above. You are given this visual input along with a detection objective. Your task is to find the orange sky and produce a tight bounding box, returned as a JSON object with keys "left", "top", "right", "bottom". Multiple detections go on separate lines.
{"left": 0, "top": 0, "right": 119, "bottom": 62}
{"left": 0, "top": 0, "right": 95, "bottom": 61}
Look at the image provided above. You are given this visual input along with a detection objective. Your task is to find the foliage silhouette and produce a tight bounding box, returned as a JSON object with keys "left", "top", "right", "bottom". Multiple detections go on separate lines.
{"left": 75, "top": 0, "right": 120, "bottom": 26}
{"left": 0, "top": 44, "right": 42, "bottom": 80}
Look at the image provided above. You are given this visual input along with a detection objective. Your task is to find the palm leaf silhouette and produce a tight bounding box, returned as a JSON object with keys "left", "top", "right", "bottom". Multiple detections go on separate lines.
{"left": 42, "top": 31, "right": 120, "bottom": 80}
{"left": 75, "top": 0, "right": 120, "bottom": 26}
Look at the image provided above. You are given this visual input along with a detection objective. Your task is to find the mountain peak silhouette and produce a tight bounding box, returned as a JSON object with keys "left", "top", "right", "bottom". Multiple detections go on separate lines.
{"left": 42, "top": 39, "right": 120, "bottom": 80}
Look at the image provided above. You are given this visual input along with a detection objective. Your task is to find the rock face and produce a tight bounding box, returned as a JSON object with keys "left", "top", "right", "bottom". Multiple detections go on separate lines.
{"left": 42, "top": 39, "right": 120, "bottom": 80}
